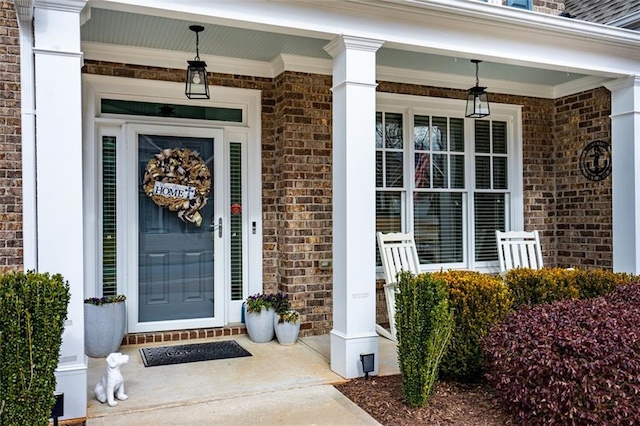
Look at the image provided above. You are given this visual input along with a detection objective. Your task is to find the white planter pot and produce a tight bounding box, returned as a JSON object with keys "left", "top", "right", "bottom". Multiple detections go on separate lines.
{"left": 84, "top": 302, "right": 126, "bottom": 358}
{"left": 245, "top": 306, "right": 275, "bottom": 343}
{"left": 274, "top": 312, "right": 300, "bottom": 345}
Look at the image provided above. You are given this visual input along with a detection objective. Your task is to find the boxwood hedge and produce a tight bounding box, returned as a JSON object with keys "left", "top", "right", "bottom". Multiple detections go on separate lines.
{"left": 0, "top": 271, "right": 70, "bottom": 426}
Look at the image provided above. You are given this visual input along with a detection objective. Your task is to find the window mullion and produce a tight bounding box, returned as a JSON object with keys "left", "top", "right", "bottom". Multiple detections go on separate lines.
{"left": 406, "top": 109, "right": 414, "bottom": 235}
{"left": 466, "top": 118, "right": 475, "bottom": 269}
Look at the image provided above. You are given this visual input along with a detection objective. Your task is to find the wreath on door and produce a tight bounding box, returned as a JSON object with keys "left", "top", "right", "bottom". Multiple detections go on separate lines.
{"left": 142, "top": 148, "right": 211, "bottom": 227}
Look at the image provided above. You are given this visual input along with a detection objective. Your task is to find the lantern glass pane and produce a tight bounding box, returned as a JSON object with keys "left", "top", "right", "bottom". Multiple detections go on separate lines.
{"left": 185, "top": 61, "right": 210, "bottom": 99}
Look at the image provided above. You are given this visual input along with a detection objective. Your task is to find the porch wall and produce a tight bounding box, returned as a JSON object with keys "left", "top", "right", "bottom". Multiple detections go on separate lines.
{"left": 554, "top": 87, "right": 613, "bottom": 269}
{"left": 533, "top": 0, "right": 565, "bottom": 15}
{"left": 272, "top": 72, "right": 334, "bottom": 336}
{"left": 82, "top": 60, "right": 280, "bottom": 293}
{"left": 81, "top": 62, "right": 614, "bottom": 335}
{"left": 82, "top": 63, "right": 338, "bottom": 337}
{"left": 0, "top": 2, "right": 22, "bottom": 270}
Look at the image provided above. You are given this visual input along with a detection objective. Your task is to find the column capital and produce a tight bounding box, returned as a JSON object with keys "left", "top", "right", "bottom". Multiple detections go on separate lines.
{"left": 34, "top": 0, "right": 88, "bottom": 13}
{"left": 323, "top": 35, "right": 384, "bottom": 58}
{"left": 603, "top": 75, "right": 640, "bottom": 93}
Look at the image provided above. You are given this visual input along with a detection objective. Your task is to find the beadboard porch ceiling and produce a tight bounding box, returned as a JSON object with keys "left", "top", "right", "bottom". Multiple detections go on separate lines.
{"left": 80, "top": 2, "right": 638, "bottom": 98}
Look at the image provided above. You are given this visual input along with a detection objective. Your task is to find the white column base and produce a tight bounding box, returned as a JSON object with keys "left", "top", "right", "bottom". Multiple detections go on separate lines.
{"left": 55, "top": 362, "right": 88, "bottom": 421}
{"left": 330, "top": 329, "right": 379, "bottom": 379}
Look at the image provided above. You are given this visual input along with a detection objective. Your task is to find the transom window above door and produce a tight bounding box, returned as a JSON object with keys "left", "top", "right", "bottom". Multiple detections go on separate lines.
{"left": 100, "top": 99, "right": 243, "bottom": 123}
{"left": 375, "top": 95, "right": 523, "bottom": 273}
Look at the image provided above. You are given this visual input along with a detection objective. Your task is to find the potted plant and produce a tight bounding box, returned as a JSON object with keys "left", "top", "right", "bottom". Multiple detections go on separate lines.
{"left": 84, "top": 294, "right": 127, "bottom": 358}
{"left": 244, "top": 293, "right": 276, "bottom": 343}
{"left": 274, "top": 309, "right": 301, "bottom": 345}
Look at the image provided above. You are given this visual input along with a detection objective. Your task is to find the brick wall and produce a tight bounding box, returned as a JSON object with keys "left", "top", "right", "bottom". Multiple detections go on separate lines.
{"left": 0, "top": 2, "right": 22, "bottom": 270}
{"left": 490, "top": 0, "right": 564, "bottom": 15}
{"left": 533, "top": 0, "right": 564, "bottom": 15}
{"left": 493, "top": 0, "right": 565, "bottom": 15}
{"left": 518, "top": 96, "right": 556, "bottom": 261}
{"left": 273, "top": 72, "right": 333, "bottom": 336}
{"left": 82, "top": 63, "right": 338, "bottom": 336}
{"left": 83, "top": 61, "right": 280, "bottom": 290}
{"left": 82, "top": 61, "right": 614, "bottom": 335}
{"left": 554, "top": 88, "right": 612, "bottom": 269}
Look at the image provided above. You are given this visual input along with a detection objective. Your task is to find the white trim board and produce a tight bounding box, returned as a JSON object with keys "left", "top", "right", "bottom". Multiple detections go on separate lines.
{"left": 82, "top": 44, "right": 616, "bottom": 99}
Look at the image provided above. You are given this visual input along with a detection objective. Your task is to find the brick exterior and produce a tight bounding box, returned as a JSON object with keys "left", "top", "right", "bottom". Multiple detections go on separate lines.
{"left": 0, "top": 1, "right": 22, "bottom": 270}
{"left": 77, "top": 61, "right": 614, "bottom": 336}
{"left": 122, "top": 324, "right": 246, "bottom": 346}
{"left": 83, "top": 62, "right": 338, "bottom": 336}
{"left": 533, "top": 0, "right": 565, "bottom": 15}
{"left": 554, "top": 88, "right": 612, "bottom": 269}
{"left": 0, "top": 0, "right": 619, "bottom": 347}
{"left": 493, "top": 0, "right": 565, "bottom": 15}
{"left": 272, "top": 72, "right": 334, "bottom": 336}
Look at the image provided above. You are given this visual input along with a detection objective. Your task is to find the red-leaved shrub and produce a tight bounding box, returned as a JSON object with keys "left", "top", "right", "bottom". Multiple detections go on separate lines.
{"left": 483, "top": 283, "right": 640, "bottom": 425}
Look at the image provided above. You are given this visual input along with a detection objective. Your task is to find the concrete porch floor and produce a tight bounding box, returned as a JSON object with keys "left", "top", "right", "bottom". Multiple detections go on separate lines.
{"left": 85, "top": 334, "right": 399, "bottom": 425}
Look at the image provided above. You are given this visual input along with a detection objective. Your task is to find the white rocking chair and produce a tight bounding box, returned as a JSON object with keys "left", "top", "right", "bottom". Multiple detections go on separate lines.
{"left": 376, "top": 231, "right": 421, "bottom": 341}
{"left": 495, "top": 230, "right": 543, "bottom": 276}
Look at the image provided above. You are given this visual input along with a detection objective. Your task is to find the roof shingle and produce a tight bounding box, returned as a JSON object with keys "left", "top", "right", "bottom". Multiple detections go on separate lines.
{"left": 563, "top": 0, "right": 640, "bottom": 25}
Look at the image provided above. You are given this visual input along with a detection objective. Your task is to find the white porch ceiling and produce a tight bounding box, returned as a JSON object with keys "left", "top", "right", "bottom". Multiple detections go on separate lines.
{"left": 80, "top": 5, "right": 629, "bottom": 98}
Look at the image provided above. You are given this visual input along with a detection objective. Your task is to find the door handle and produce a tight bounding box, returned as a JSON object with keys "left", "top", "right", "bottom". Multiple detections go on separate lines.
{"left": 211, "top": 217, "right": 223, "bottom": 239}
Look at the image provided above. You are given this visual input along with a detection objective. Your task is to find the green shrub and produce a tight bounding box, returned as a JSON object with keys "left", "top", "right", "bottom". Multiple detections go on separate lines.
{"left": 504, "top": 267, "right": 579, "bottom": 307}
{"left": 395, "top": 271, "right": 453, "bottom": 407}
{"left": 574, "top": 268, "right": 635, "bottom": 299}
{"left": 505, "top": 267, "right": 636, "bottom": 308}
{"left": 0, "top": 271, "right": 70, "bottom": 426}
{"left": 430, "top": 270, "right": 512, "bottom": 381}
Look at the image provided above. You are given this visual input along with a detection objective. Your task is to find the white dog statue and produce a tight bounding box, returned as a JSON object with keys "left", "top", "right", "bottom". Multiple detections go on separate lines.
{"left": 95, "top": 352, "right": 129, "bottom": 407}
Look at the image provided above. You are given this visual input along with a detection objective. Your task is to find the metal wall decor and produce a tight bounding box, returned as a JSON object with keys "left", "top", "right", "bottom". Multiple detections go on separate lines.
{"left": 579, "top": 140, "right": 611, "bottom": 182}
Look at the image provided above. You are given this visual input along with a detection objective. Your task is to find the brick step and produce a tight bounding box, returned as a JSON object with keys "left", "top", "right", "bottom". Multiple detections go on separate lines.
{"left": 121, "top": 324, "right": 247, "bottom": 346}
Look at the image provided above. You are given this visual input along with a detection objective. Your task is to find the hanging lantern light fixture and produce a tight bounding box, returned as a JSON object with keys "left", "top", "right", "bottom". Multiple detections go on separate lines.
{"left": 185, "top": 25, "right": 209, "bottom": 100}
{"left": 465, "top": 59, "right": 490, "bottom": 118}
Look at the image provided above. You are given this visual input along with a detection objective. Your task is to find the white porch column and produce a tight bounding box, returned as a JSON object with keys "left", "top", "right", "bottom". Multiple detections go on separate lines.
{"left": 605, "top": 76, "right": 640, "bottom": 273}
{"left": 34, "top": 0, "right": 88, "bottom": 420}
{"left": 324, "top": 35, "right": 383, "bottom": 379}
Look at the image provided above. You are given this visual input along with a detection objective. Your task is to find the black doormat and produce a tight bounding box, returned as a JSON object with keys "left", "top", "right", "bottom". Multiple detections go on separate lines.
{"left": 139, "top": 340, "right": 251, "bottom": 367}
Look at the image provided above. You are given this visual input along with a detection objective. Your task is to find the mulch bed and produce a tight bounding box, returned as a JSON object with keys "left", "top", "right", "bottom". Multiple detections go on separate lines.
{"left": 335, "top": 374, "right": 515, "bottom": 425}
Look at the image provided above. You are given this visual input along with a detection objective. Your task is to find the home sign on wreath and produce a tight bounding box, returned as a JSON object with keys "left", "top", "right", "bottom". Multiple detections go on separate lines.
{"left": 142, "top": 148, "right": 211, "bottom": 227}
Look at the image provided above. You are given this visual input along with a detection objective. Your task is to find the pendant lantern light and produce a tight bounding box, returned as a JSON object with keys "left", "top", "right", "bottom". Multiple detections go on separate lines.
{"left": 185, "top": 25, "right": 209, "bottom": 100}
{"left": 465, "top": 59, "right": 490, "bottom": 118}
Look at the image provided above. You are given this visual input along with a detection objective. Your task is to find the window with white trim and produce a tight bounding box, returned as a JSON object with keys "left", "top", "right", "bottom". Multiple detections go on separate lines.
{"left": 375, "top": 95, "right": 523, "bottom": 273}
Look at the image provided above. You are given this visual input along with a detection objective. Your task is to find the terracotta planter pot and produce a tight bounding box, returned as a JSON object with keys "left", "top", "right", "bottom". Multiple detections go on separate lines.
{"left": 84, "top": 302, "right": 126, "bottom": 358}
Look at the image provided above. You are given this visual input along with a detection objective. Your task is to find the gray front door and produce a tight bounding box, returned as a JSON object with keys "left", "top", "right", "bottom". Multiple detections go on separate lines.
{"left": 127, "top": 125, "right": 225, "bottom": 332}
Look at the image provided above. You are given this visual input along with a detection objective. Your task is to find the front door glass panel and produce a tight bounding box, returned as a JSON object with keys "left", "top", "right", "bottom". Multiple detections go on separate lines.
{"left": 138, "top": 134, "right": 215, "bottom": 322}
